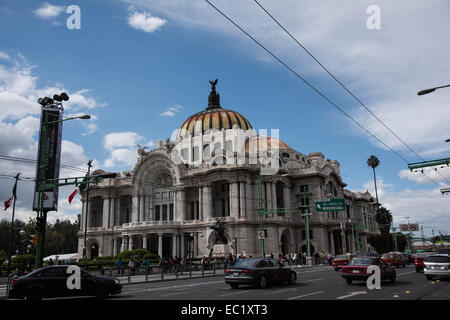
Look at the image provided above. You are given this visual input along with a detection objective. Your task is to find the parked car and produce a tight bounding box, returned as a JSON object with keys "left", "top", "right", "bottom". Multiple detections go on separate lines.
{"left": 381, "top": 252, "right": 406, "bottom": 268}
{"left": 225, "top": 258, "right": 297, "bottom": 289}
{"left": 8, "top": 265, "right": 122, "bottom": 300}
{"left": 414, "top": 252, "right": 433, "bottom": 272}
{"left": 332, "top": 253, "right": 355, "bottom": 271}
{"left": 424, "top": 254, "right": 450, "bottom": 280}
{"left": 403, "top": 253, "right": 414, "bottom": 264}
{"left": 341, "top": 256, "right": 396, "bottom": 285}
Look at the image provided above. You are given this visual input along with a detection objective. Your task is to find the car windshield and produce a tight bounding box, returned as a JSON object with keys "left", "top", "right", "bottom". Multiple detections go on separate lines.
{"left": 382, "top": 254, "right": 393, "bottom": 258}
{"left": 232, "top": 259, "right": 257, "bottom": 268}
{"left": 349, "top": 258, "right": 373, "bottom": 266}
{"left": 425, "top": 256, "right": 450, "bottom": 263}
{"left": 335, "top": 254, "right": 348, "bottom": 259}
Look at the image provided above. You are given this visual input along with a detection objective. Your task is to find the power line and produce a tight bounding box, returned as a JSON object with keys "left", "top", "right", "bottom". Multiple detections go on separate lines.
{"left": 0, "top": 155, "right": 88, "bottom": 174}
{"left": 204, "top": 0, "right": 444, "bottom": 187}
{"left": 252, "top": 0, "right": 450, "bottom": 186}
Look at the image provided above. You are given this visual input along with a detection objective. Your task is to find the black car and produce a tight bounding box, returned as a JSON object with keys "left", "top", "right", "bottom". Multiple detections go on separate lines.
{"left": 225, "top": 258, "right": 297, "bottom": 289}
{"left": 9, "top": 265, "right": 122, "bottom": 300}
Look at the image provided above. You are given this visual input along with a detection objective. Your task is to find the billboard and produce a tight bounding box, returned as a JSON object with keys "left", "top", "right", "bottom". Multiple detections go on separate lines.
{"left": 33, "top": 105, "right": 63, "bottom": 211}
{"left": 399, "top": 223, "right": 419, "bottom": 232}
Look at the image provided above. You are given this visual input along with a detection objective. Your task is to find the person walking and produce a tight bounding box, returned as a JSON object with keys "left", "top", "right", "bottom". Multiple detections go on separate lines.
{"left": 128, "top": 259, "right": 135, "bottom": 275}
{"left": 115, "top": 258, "right": 122, "bottom": 276}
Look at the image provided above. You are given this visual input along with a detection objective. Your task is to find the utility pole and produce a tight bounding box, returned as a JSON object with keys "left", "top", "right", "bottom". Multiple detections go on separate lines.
{"left": 83, "top": 159, "right": 93, "bottom": 259}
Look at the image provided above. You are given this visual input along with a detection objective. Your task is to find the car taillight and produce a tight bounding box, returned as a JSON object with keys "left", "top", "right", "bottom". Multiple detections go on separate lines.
{"left": 12, "top": 278, "right": 19, "bottom": 287}
{"left": 242, "top": 269, "right": 254, "bottom": 275}
{"left": 226, "top": 269, "right": 231, "bottom": 274}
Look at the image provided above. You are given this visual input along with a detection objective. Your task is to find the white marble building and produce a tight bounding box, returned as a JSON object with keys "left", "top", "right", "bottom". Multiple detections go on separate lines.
{"left": 77, "top": 82, "right": 380, "bottom": 259}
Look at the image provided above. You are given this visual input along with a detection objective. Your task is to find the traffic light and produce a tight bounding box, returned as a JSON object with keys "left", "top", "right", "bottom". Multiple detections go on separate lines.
{"left": 28, "top": 234, "right": 38, "bottom": 246}
{"left": 264, "top": 229, "right": 268, "bottom": 238}
{"left": 35, "top": 216, "right": 45, "bottom": 233}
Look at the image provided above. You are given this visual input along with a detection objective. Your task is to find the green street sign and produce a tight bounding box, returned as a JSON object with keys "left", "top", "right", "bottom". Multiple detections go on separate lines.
{"left": 315, "top": 198, "right": 346, "bottom": 212}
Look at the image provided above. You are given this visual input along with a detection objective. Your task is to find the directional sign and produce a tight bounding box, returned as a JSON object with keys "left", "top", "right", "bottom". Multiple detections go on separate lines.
{"left": 315, "top": 198, "right": 346, "bottom": 212}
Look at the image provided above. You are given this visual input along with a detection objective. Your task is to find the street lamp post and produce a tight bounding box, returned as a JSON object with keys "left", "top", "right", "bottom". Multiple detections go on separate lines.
{"left": 83, "top": 159, "right": 93, "bottom": 259}
{"left": 34, "top": 93, "right": 90, "bottom": 268}
{"left": 417, "top": 84, "right": 450, "bottom": 96}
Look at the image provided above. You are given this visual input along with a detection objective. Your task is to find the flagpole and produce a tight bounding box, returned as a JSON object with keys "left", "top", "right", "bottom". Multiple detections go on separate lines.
{"left": 6, "top": 173, "right": 20, "bottom": 297}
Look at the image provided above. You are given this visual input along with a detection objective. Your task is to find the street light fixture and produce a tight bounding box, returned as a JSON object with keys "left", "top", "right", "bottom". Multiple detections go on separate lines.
{"left": 417, "top": 84, "right": 450, "bottom": 96}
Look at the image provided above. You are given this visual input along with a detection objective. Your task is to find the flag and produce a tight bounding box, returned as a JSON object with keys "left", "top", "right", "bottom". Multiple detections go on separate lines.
{"left": 68, "top": 189, "right": 78, "bottom": 204}
{"left": 3, "top": 197, "right": 12, "bottom": 210}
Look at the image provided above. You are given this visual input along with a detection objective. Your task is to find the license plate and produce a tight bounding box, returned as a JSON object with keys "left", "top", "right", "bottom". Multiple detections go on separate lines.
{"left": 233, "top": 272, "right": 239, "bottom": 276}
{"left": 352, "top": 270, "right": 359, "bottom": 273}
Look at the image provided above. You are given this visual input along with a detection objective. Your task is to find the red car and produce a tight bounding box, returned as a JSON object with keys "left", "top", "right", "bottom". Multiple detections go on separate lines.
{"left": 341, "top": 256, "right": 396, "bottom": 285}
{"left": 332, "top": 254, "right": 355, "bottom": 271}
{"left": 415, "top": 252, "right": 433, "bottom": 272}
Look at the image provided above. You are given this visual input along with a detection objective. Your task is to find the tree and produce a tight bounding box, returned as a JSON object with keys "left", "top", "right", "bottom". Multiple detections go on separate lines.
{"left": 367, "top": 155, "right": 380, "bottom": 207}
{"left": 376, "top": 207, "right": 392, "bottom": 235}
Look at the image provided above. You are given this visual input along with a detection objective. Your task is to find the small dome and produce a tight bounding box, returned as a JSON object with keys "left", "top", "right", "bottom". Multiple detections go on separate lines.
{"left": 245, "top": 136, "right": 292, "bottom": 153}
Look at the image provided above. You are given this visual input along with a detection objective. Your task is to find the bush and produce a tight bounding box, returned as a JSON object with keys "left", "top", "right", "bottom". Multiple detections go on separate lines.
{"left": 118, "top": 249, "right": 148, "bottom": 260}
{"left": 12, "top": 254, "right": 35, "bottom": 265}
{"left": 143, "top": 252, "right": 160, "bottom": 261}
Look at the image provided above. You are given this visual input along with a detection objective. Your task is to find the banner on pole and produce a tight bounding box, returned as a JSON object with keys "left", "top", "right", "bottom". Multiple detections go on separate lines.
{"left": 33, "top": 106, "right": 63, "bottom": 211}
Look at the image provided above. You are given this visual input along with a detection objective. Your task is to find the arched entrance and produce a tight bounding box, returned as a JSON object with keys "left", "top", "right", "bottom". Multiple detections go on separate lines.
{"left": 90, "top": 243, "right": 99, "bottom": 258}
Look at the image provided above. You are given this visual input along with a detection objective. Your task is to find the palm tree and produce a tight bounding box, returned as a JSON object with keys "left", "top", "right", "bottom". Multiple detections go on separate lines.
{"left": 367, "top": 155, "right": 380, "bottom": 207}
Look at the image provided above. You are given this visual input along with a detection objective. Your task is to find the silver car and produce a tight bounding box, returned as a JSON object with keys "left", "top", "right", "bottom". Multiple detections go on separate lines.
{"left": 424, "top": 254, "right": 450, "bottom": 280}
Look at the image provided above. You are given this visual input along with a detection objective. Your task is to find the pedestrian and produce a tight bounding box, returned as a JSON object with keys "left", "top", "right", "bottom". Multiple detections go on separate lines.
{"left": 116, "top": 258, "right": 122, "bottom": 276}
{"left": 128, "top": 259, "right": 135, "bottom": 275}
{"left": 142, "top": 258, "right": 151, "bottom": 274}
{"left": 98, "top": 260, "right": 104, "bottom": 275}
{"left": 48, "top": 258, "right": 54, "bottom": 266}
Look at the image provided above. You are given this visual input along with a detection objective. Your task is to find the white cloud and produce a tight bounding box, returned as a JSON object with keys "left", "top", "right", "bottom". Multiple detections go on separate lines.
{"left": 399, "top": 166, "right": 450, "bottom": 185}
{"left": 33, "top": 2, "right": 64, "bottom": 19}
{"left": 104, "top": 148, "right": 137, "bottom": 168}
{"left": 0, "top": 53, "right": 102, "bottom": 224}
{"left": 103, "top": 131, "right": 143, "bottom": 151}
{"left": 123, "top": 0, "right": 450, "bottom": 161}
{"left": 361, "top": 177, "right": 450, "bottom": 235}
{"left": 0, "top": 51, "right": 9, "bottom": 60}
{"left": 159, "top": 104, "right": 182, "bottom": 117}
{"left": 127, "top": 6, "right": 166, "bottom": 33}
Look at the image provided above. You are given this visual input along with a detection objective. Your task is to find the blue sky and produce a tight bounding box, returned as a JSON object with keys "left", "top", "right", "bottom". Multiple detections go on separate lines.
{"left": 0, "top": 0, "right": 449, "bottom": 236}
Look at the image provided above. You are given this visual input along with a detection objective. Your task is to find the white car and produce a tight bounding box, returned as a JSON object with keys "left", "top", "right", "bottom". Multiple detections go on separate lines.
{"left": 424, "top": 254, "right": 450, "bottom": 280}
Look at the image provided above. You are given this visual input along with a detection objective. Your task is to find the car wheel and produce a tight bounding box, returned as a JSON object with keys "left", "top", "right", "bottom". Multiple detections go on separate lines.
{"left": 391, "top": 273, "right": 396, "bottom": 283}
{"left": 229, "top": 283, "right": 239, "bottom": 289}
{"left": 346, "top": 279, "right": 352, "bottom": 285}
{"left": 259, "top": 275, "right": 268, "bottom": 289}
{"left": 425, "top": 275, "right": 433, "bottom": 280}
{"left": 288, "top": 272, "right": 297, "bottom": 285}
{"left": 403, "top": 264, "right": 406, "bottom": 268}
{"left": 25, "top": 287, "right": 43, "bottom": 301}
{"left": 334, "top": 268, "right": 339, "bottom": 271}
{"left": 95, "top": 285, "right": 109, "bottom": 299}
{"left": 415, "top": 267, "right": 420, "bottom": 273}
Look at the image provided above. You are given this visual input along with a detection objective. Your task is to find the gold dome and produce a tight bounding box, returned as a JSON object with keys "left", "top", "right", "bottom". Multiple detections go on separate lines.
{"left": 177, "top": 79, "right": 252, "bottom": 139}
{"left": 177, "top": 108, "right": 252, "bottom": 139}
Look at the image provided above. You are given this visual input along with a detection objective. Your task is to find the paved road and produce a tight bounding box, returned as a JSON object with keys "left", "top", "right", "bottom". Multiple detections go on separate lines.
{"left": 111, "top": 264, "right": 449, "bottom": 300}
{"left": 1, "top": 264, "right": 448, "bottom": 300}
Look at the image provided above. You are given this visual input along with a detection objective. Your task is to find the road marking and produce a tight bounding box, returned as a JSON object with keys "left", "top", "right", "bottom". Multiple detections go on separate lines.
{"left": 397, "top": 271, "right": 416, "bottom": 276}
{"left": 220, "top": 290, "right": 254, "bottom": 297}
{"left": 287, "top": 291, "right": 324, "bottom": 300}
{"left": 160, "top": 290, "right": 191, "bottom": 297}
{"left": 261, "top": 288, "right": 297, "bottom": 295}
{"left": 123, "top": 280, "right": 224, "bottom": 294}
{"left": 302, "top": 278, "right": 324, "bottom": 283}
{"left": 336, "top": 291, "right": 367, "bottom": 300}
